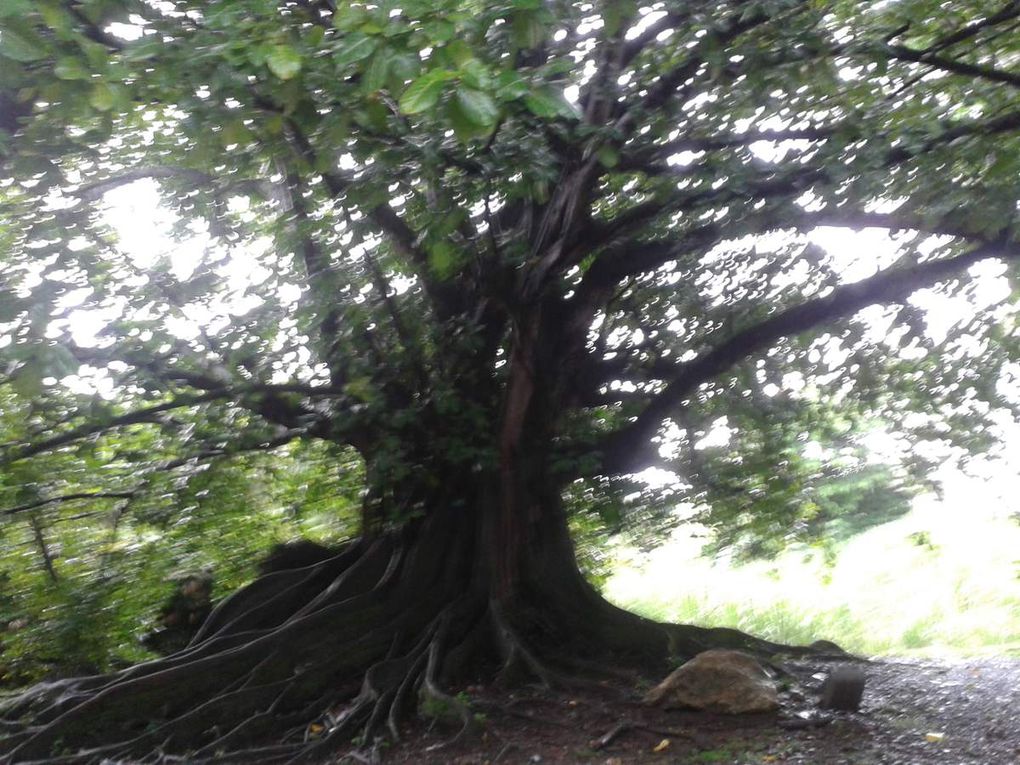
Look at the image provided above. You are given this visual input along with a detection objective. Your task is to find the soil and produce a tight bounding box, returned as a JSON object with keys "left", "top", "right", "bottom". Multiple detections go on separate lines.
{"left": 335, "top": 656, "right": 1020, "bottom": 765}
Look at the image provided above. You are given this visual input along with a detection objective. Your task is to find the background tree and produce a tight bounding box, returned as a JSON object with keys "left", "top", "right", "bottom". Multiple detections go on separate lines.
{"left": 2, "top": 0, "right": 1019, "bottom": 760}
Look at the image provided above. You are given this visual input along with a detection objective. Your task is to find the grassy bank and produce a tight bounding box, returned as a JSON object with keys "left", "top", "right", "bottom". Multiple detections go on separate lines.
{"left": 607, "top": 468, "right": 1020, "bottom": 657}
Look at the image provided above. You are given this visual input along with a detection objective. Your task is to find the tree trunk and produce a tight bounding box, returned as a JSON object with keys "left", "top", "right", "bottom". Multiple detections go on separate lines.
{"left": 0, "top": 354, "right": 803, "bottom": 763}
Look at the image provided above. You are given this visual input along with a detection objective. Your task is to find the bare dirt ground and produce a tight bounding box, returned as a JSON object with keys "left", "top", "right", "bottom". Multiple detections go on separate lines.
{"left": 359, "top": 656, "right": 1020, "bottom": 764}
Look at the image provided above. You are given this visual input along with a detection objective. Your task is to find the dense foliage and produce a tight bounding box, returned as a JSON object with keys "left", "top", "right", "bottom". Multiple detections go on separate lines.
{"left": 1, "top": 0, "right": 1019, "bottom": 760}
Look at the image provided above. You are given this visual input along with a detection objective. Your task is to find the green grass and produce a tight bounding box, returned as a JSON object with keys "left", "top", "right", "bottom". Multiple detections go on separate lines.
{"left": 606, "top": 472, "right": 1020, "bottom": 657}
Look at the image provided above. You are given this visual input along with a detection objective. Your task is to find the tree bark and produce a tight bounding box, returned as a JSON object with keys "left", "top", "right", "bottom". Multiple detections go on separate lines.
{"left": 0, "top": 345, "right": 804, "bottom": 763}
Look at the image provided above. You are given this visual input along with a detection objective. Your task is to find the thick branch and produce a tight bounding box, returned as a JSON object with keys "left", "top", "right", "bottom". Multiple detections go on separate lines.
{"left": 912, "top": 1, "right": 1020, "bottom": 54}
{"left": 65, "top": 3, "right": 127, "bottom": 50}
{"left": 619, "top": 126, "right": 836, "bottom": 171}
{"left": 598, "top": 105, "right": 1020, "bottom": 246}
{"left": 636, "top": 6, "right": 778, "bottom": 115}
{"left": 886, "top": 44, "right": 1020, "bottom": 89}
{"left": 577, "top": 222, "right": 724, "bottom": 296}
{"left": 598, "top": 237, "right": 1019, "bottom": 474}
{"left": 2, "top": 431, "right": 310, "bottom": 521}
{"left": 592, "top": 165, "right": 821, "bottom": 250}
{"left": 3, "top": 379, "right": 346, "bottom": 464}
{"left": 3, "top": 492, "right": 135, "bottom": 518}
{"left": 583, "top": 207, "right": 1009, "bottom": 296}
{"left": 618, "top": 10, "right": 693, "bottom": 70}
{"left": 285, "top": 126, "right": 466, "bottom": 319}
{"left": 73, "top": 167, "right": 272, "bottom": 203}
{"left": 2, "top": 391, "right": 231, "bottom": 464}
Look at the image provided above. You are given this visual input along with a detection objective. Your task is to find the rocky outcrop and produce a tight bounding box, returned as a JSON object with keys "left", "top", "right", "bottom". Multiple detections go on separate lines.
{"left": 644, "top": 649, "right": 779, "bottom": 714}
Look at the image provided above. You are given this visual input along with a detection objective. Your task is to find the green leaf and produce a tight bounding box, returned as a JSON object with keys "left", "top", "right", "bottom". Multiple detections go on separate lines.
{"left": 89, "top": 82, "right": 115, "bottom": 111}
{"left": 447, "top": 96, "right": 490, "bottom": 141}
{"left": 424, "top": 20, "right": 456, "bottom": 43}
{"left": 523, "top": 86, "right": 576, "bottom": 119}
{"left": 455, "top": 86, "right": 499, "bottom": 128}
{"left": 0, "top": 27, "right": 47, "bottom": 62}
{"left": 596, "top": 145, "right": 619, "bottom": 168}
{"left": 333, "top": 5, "right": 369, "bottom": 30}
{"left": 399, "top": 70, "right": 452, "bottom": 115}
{"left": 459, "top": 59, "right": 491, "bottom": 90}
{"left": 433, "top": 209, "right": 467, "bottom": 237}
{"left": 389, "top": 53, "right": 420, "bottom": 83}
{"left": 344, "top": 377, "right": 376, "bottom": 402}
{"left": 11, "top": 358, "right": 45, "bottom": 398}
{"left": 363, "top": 49, "right": 392, "bottom": 92}
{"left": 354, "top": 100, "right": 390, "bottom": 130}
{"left": 267, "top": 44, "right": 302, "bottom": 80}
{"left": 443, "top": 39, "right": 474, "bottom": 68}
{"left": 222, "top": 119, "right": 254, "bottom": 146}
{"left": 121, "top": 38, "right": 161, "bottom": 63}
{"left": 495, "top": 71, "right": 529, "bottom": 99}
{"left": 333, "top": 34, "right": 378, "bottom": 68}
{"left": 82, "top": 40, "right": 109, "bottom": 70}
{"left": 428, "top": 241, "right": 461, "bottom": 279}
{"left": 0, "top": 0, "right": 32, "bottom": 18}
{"left": 54, "top": 57, "right": 89, "bottom": 80}
{"left": 511, "top": 11, "right": 544, "bottom": 49}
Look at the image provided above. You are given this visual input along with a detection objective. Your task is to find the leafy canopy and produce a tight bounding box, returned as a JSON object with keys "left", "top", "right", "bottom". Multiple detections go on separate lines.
{"left": 1, "top": 0, "right": 1019, "bottom": 624}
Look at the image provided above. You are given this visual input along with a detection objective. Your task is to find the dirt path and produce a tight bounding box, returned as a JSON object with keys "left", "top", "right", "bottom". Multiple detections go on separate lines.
{"left": 371, "top": 657, "right": 1020, "bottom": 764}
{"left": 812, "top": 657, "right": 1020, "bottom": 765}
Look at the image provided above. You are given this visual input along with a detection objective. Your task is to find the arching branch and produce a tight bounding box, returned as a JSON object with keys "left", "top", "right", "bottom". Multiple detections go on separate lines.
{"left": 886, "top": 44, "right": 1020, "bottom": 89}
{"left": 632, "top": 5, "right": 780, "bottom": 117}
{"left": 1, "top": 391, "right": 232, "bottom": 465}
{"left": 597, "top": 236, "right": 1020, "bottom": 475}
{"left": 1, "top": 430, "right": 311, "bottom": 519}
{"left": 73, "top": 166, "right": 276, "bottom": 203}
{"left": 916, "top": 0, "right": 1020, "bottom": 54}
{"left": 1, "top": 380, "right": 351, "bottom": 465}
{"left": 2, "top": 492, "right": 136, "bottom": 518}
{"left": 618, "top": 126, "right": 836, "bottom": 173}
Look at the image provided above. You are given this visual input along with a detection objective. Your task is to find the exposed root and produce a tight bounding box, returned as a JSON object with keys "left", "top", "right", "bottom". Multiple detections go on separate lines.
{"left": 490, "top": 599, "right": 561, "bottom": 688}
{"left": 416, "top": 609, "right": 477, "bottom": 751}
{"left": 589, "top": 719, "right": 710, "bottom": 751}
{"left": 0, "top": 521, "right": 834, "bottom": 764}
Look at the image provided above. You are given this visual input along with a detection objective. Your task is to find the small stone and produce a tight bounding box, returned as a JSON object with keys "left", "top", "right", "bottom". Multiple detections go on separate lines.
{"left": 819, "top": 666, "right": 866, "bottom": 711}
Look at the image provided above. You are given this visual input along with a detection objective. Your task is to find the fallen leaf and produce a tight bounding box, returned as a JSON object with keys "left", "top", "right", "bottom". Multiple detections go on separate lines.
{"left": 925, "top": 732, "right": 945, "bottom": 743}
{"left": 652, "top": 738, "right": 671, "bottom": 752}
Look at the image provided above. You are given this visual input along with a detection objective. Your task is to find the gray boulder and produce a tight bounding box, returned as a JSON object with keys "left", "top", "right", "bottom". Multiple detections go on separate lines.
{"left": 644, "top": 649, "right": 779, "bottom": 714}
{"left": 819, "top": 665, "right": 866, "bottom": 711}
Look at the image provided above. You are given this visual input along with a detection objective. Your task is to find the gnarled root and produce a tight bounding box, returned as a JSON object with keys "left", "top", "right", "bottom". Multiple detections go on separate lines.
{"left": 0, "top": 525, "right": 821, "bottom": 764}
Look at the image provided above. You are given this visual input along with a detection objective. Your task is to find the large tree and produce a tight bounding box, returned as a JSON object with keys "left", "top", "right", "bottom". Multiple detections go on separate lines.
{"left": 2, "top": 0, "right": 1019, "bottom": 760}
